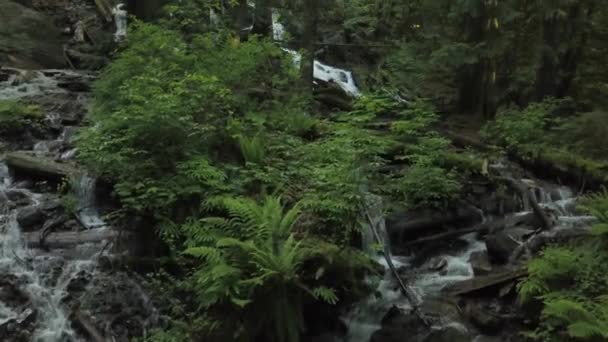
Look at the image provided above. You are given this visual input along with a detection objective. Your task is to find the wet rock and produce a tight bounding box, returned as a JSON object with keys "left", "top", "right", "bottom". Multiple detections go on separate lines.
{"left": 464, "top": 301, "right": 503, "bottom": 334}
{"left": 77, "top": 272, "right": 159, "bottom": 341}
{"left": 16, "top": 206, "right": 46, "bottom": 231}
{"left": 423, "top": 326, "right": 470, "bottom": 342}
{"left": 485, "top": 227, "right": 534, "bottom": 263}
{"left": 0, "top": 309, "right": 37, "bottom": 342}
{"left": 4, "top": 190, "right": 32, "bottom": 207}
{"left": 428, "top": 257, "right": 447, "bottom": 272}
{"left": 468, "top": 251, "right": 492, "bottom": 276}
{"left": 0, "top": 275, "right": 29, "bottom": 307}
{"left": 66, "top": 270, "right": 92, "bottom": 294}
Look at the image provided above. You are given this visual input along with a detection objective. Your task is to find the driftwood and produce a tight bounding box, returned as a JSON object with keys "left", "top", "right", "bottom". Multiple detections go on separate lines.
{"left": 25, "top": 228, "right": 117, "bottom": 249}
{"left": 444, "top": 267, "right": 528, "bottom": 296}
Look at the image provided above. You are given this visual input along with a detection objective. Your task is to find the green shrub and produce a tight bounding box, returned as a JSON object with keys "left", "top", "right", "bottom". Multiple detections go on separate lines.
{"left": 181, "top": 196, "right": 375, "bottom": 342}
{"left": 397, "top": 165, "right": 462, "bottom": 209}
{"left": 481, "top": 99, "right": 562, "bottom": 151}
{"left": 238, "top": 135, "right": 266, "bottom": 164}
{"left": 558, "top": 111, "right": 608, "bottom": 160}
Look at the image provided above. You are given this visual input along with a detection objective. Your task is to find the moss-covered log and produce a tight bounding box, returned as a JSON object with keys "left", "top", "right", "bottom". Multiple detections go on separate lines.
{"left": 5, "top": 152, "right": 80, "bottom": 181}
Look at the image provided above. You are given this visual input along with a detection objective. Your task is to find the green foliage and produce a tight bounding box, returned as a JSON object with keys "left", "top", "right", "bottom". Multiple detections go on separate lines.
{"left": 519, "top": 192, "right": 608, "bottom": 341}
{"left": 557, "top": 111, "right": 608, "bottom": 161}
{"left": 397, "top": 165, "right": 462, "bottom": 209}
{"left": 481, "top": 99, "right": 564, "bottom": 151}
{"left": 0, "top": 100, "right": 43, "bottom": 132}
{"left": 181, "top": 196, "right": 373, "bottom": 342}
{"left": 238, "top": 135, "right": 266, "bottom": 165}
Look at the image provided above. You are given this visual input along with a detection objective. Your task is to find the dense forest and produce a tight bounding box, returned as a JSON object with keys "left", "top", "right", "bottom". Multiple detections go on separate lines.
{"left": 0, "top": 0, "right": 607, "bottom": 341}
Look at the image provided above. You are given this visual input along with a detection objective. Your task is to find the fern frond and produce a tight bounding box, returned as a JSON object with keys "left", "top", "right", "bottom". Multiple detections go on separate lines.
{"left": 312, "top": 286, "right": 339, "bottom": 305}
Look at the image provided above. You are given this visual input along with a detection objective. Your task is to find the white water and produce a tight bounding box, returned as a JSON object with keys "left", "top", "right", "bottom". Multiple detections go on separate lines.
{"left": 0, "top": 163, "right": 111, "bottom": 341}
{"left": 345, "top": 176, "right": 594, "bottom": 342}
{"left": 112, "top": 4, "right": 128, "bottom": 42}
{"left": 271, "top": 9, "right": 360, "bottom": 96}
{"left": 0, "top": 70, "right": 66, "bottom": 101}
{"left": 344, "top": 195, "right": 414, "bottom": 342}
{"left": 74, "top": 175, "right": 106, "bottom": 230}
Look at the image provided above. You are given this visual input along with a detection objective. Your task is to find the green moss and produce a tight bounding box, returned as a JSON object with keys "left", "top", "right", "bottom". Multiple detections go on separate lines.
{"left": 0, "top": 100, "right": 43, "bottom": 132}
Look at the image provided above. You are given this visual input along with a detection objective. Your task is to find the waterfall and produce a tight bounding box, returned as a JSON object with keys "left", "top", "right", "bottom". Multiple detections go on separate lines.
{"left": 344, "top": 194, "right": 414, "bottom": 342}
{"left": 271, "top": 9, "right": 361, "bottom": 97}
{"left": 73, "top": 175, "right": 106, "bottom": 230}
{"left": 112, "top": 4, "right": 128, "bottom": 42}
{"left": 0, "top": 160, "right": 112, "bottom": 340}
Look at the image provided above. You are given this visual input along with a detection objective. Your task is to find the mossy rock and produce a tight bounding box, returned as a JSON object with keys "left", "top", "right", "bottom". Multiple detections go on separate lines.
{"left": 0, "top": 0, "right": 65, "bottom": 68}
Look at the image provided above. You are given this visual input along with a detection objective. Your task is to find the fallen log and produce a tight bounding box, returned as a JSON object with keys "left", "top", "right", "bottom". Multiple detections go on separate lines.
{"left": 5, "top": 152, "right": 80, "bottom": 182}
{"left": 444, "top": 267, "right": 528, "bottom": 296}
{"left": 25, "top": 228, "right": 118, "bottom": 249}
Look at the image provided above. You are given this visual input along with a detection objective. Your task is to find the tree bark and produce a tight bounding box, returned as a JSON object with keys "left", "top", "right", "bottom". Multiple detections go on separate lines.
{"left": 301, "top": 0, "right": 320, "bottom": 97}
{"left": 251, "top": 0, "right": 272, "bottom": 38}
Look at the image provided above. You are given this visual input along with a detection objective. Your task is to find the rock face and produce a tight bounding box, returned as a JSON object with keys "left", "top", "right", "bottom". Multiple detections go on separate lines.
{"left": 0, "top": 0, "right": 65, "bottom": 68}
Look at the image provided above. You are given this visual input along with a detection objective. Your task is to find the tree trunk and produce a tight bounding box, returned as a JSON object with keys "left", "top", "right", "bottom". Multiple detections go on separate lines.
{"left": 301, "top": 0, "right": 320, "bottom": 97}
{"left": 251, "top": 0, "right": 272, "bottom": 38}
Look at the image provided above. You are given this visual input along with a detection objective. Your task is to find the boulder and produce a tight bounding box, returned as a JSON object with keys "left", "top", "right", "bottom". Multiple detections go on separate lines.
{"left": 464, "top": 301, "right": 503, "bottom": 334}
{"left": 485, "top": 227, "right": 534, "bottom": 263}
{"left": 468, "top": 251, "right": 492, "bottom": 276}
{"left": 16, "top": 206, "right": 46, "bottom": 231}
{"left": 0, "top": 0, "right": 65, "bottom": 68}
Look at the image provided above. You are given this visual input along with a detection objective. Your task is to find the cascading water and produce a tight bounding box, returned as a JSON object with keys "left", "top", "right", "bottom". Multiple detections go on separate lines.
{"left": 344, "top": 195, "right": 414, "bottom": 342}
{"left": 271, "top": 8, "right": 360, "bottom": 96}
{"left": 73, "top": 175, "right": 106, "bottom": 230}
{"left": 343, "top": 170, "right": 596, "bottom": 341}
{"left": 0, "top": 161, "right": 114, "bottom": 341}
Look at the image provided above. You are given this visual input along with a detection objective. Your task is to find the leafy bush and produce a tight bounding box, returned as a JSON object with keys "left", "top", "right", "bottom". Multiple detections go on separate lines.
{"left": 238, "top": 135, "right": 265, "bottom": 164}
{"left": 397, "top": 165, "right": 462, "bottom": 209}
{"left": 558, "top": 111, "right": 608, "bottom": 160}
{"left": 181, "top": 196, "right": 374, "bottom": 342}
{"left": 481, "top": 99, "right": 564, "bottom": 151}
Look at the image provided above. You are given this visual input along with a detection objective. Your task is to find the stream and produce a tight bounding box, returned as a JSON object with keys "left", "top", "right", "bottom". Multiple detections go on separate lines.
{"left": 344, "top": 171, "right": 594, "bottom": 342}
{"left": 0, "top": 67, "right": 158, "bottom": 341}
